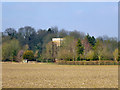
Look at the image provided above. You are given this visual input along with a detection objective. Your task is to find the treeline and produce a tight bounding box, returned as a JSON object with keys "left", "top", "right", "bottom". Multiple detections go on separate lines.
{"left": 2, "top": 26, "right": 119, "bottom": 62}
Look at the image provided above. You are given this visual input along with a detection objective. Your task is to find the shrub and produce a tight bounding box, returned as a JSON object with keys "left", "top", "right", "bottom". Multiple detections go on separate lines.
{"left": 23, "top": 50, "right": 34, "bottom": 60}
{"left": 56, "top": 60, "right": 118, "bottom": 65}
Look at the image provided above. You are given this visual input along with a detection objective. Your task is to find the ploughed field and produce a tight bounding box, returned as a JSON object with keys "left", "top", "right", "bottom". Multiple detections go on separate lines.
{"left": 2, "top": 63, "right": 118, "bottom": 88}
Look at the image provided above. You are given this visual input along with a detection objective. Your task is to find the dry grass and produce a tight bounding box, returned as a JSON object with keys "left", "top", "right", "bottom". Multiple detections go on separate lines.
{"left": 2, "top": 63, "right": 118, "bottom": 88}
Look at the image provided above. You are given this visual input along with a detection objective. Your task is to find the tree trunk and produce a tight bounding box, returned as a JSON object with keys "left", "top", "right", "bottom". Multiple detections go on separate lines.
{"left": 98, "top": 56, "right": 101, "bottom": 65}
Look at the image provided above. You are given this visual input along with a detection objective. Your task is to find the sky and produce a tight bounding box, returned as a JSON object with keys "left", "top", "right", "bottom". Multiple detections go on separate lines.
{"left": 2, "top": 2, "right": 118, "bottom": 38}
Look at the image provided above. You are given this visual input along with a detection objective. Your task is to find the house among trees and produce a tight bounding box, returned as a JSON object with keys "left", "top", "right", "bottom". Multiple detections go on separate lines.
{"left": 52, "top": 38, "right": 64, "bottom": 46}
{"left": 2, "top": 26, "right": 119, "bottom": 62}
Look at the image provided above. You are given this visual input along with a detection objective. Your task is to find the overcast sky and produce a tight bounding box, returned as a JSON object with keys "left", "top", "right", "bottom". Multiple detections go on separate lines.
{"left": 2, "top": 2, "right": 118, "bottom": 38}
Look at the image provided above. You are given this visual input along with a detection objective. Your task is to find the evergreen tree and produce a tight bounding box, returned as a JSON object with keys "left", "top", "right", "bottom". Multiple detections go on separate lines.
{"left": 86, "top": 34, "right": 96, "bottom": 47}
{"left": 77, "top": 39, "right": 84, "bottom": 57}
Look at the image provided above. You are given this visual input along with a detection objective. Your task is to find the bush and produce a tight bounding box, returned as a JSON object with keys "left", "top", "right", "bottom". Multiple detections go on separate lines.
{"left": 23, "top": 50, "right": 34, "bottom": 60}
{"left": 56, "top": 60, "right": 118, "bottom": 65}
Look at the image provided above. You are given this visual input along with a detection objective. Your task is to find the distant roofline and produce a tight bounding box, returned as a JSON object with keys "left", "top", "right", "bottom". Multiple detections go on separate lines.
{"left": 52, "top": 38, "right": 64, "bottom": 41}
